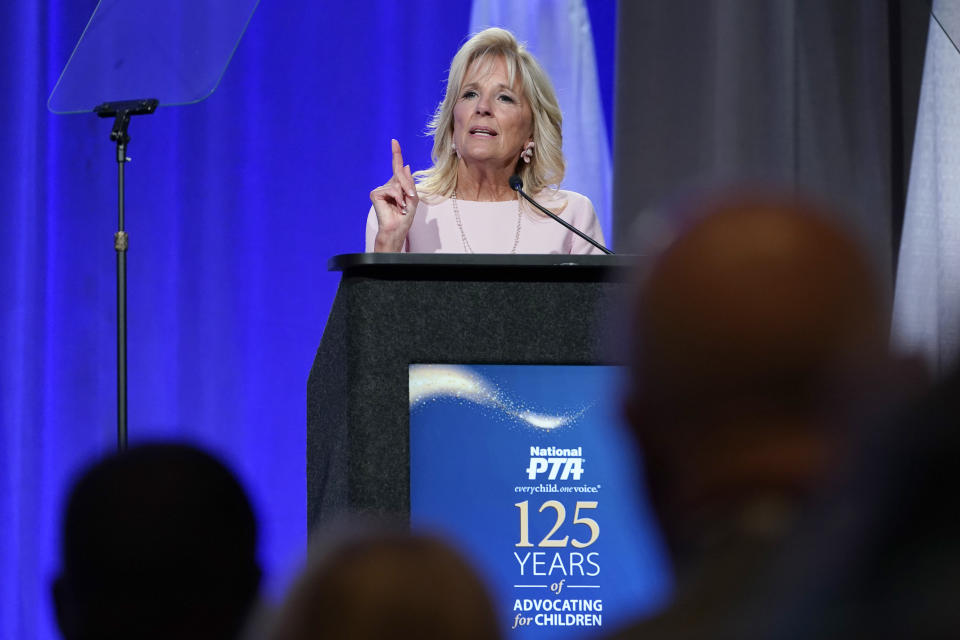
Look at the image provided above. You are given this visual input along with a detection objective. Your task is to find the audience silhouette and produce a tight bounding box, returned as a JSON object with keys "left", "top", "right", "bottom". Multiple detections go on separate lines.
{"left": 53, "top": 443, "right": 261, "bottom": 640}
{"left": 608, "top": 192, "right": 911, "bottom": 637}
{"left": 268, "top": 527, "right": 501, "bottom": 640}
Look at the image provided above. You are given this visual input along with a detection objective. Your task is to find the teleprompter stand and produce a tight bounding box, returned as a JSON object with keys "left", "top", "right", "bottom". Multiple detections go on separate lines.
{"left": 47, "top": 0, "right": 260, "bottom": 450}
{"left": 93, "top": 99, "right": 158, "bottom": 450}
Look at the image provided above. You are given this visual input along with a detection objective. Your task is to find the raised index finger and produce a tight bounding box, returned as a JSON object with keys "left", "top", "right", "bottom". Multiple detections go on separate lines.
{"left": 391, "top": 139, "right": 405, "bottom": 176}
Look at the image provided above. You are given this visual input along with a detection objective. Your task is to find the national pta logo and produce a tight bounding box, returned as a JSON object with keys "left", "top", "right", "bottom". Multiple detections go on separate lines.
{"left": 526, "top": 446, "right": 584, "bottom": 480}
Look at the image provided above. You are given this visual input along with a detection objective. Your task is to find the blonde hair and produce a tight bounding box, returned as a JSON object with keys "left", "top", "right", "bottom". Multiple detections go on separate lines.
{"left": 414, "top": 27, "right": 564, "bottom": 198}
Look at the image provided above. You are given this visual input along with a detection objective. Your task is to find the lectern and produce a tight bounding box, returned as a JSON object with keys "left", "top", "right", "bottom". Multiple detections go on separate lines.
{"left": 306, "top": 253, "right": 638, "bottom": 529}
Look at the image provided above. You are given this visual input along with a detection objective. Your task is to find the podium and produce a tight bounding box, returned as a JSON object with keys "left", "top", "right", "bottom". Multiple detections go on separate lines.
{"left": 306, "top": 253, "right": 639, "bottom": 530}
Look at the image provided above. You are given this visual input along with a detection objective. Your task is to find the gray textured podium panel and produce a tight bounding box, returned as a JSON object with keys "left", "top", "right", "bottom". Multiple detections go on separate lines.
{"left": 307, "top": 255, "right": 639, "bottom": 531}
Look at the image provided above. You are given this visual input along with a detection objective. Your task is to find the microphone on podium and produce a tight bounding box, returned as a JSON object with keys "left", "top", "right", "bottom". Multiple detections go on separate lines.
{"left": 509, "top": 175, "right": 614, "bottom": 255}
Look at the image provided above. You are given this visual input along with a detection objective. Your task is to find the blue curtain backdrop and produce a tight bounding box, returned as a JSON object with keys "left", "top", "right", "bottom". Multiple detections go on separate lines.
{"left": 0, "top": 2, "right": 615, "bottom": 638}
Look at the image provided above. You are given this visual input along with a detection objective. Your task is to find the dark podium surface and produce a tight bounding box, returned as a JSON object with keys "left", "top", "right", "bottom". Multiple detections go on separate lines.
{"left": 306, "top": 253, "right": 642, "bottom": 530}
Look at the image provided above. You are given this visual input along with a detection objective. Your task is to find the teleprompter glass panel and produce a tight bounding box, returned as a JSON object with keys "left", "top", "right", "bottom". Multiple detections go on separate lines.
{"left": 48, "top": 0, "right": 259, "bottom": 114}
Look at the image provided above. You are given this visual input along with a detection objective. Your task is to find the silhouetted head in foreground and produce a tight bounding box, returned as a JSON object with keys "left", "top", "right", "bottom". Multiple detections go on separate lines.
{"left": 270, "top": 529, "right": 501, "bottom": 640}
{"left": 624, "top": 193, "right": 890, "bottom": 561}
{"left": 53, "top": 443, "right": 260, "bottom": 640}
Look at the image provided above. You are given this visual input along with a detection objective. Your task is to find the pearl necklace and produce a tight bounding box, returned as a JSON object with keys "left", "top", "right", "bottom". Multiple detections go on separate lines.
{"left": 451, "top": 190, "right": 523, "bottom": 254}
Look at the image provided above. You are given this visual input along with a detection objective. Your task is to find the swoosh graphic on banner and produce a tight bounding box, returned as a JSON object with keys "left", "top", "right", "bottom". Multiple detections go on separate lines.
{"left": 409, "top": 365, "right": 584, "bottom": 430}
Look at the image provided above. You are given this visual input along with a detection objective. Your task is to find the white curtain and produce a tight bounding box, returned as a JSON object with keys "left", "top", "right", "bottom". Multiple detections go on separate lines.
{"left": 893, "top": 2, "right": 960, "bottom": 376}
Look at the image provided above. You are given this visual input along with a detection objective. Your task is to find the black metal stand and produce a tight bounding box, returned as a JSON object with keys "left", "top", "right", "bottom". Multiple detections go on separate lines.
{"left": 94, "top": 99, "right": 158, "bottom": 450}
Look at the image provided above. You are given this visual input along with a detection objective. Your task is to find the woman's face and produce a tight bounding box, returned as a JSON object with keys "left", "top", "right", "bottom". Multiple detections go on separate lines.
{"left": 451, "top": 55, "right": 533, "bottom": 172}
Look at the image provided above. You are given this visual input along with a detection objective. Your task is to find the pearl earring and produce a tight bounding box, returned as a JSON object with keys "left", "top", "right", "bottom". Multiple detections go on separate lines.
{"left": 521, "top": 142, "right": 535, "bottom": 164}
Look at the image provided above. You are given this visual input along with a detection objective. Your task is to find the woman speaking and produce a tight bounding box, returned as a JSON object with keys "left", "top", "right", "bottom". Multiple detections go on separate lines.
{"left": 366, "top": 27, "right": 605, "bottom": 254}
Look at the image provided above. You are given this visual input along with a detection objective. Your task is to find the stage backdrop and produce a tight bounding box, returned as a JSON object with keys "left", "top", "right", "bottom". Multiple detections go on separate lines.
{"left": 0, "top": 2, "right": 616, "bottom": 638}
{"left": 613, "top": 0, "right": 929, "bottom": 290}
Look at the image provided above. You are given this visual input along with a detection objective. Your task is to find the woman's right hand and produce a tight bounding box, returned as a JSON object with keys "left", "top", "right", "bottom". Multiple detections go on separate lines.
{"left": 370, "top": 139, "right": 420, "bottom": 252}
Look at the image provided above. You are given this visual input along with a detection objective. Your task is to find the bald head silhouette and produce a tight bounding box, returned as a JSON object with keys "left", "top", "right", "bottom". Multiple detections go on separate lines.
{"left": 53, "top": 443, "right": 260, "bottom": 640}
{"left": 625, "top": 193, "right": 889, "bottom": 558}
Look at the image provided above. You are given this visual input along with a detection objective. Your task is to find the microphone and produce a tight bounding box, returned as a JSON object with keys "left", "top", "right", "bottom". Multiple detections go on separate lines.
{"left": 509, "top": 175, "right": 614, "bottom": 255}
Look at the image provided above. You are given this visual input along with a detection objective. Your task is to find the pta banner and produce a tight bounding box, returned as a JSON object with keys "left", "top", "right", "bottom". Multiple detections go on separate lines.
{"left": 409, "top": 364, "right": 671, "bottom": 638}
